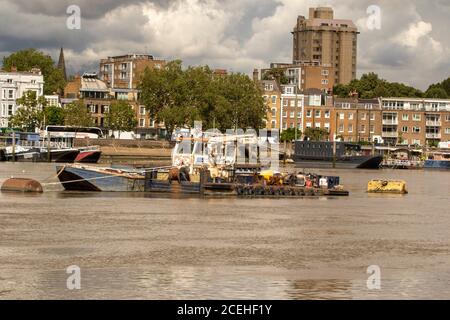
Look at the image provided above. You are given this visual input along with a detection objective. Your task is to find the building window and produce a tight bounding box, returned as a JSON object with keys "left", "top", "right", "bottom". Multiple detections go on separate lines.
{"left": 315, "top": 110, "right": 321, "bottom": 118}
{"left": 339, "top": 124, "right": 344, "bottom": 133}
{"left": 297, "top": 101, "right": 302, "bottom": 107}
{"left": 402, "top": 126, "right": 408, "bottom": 133}
{"left": 402, "top": 114, "right": 409, "bottom": 121}
{"left": 8, "top": 105, "right": 14, "bottom": 116}
{"left": 413, "top": 114, "right": 421, "bottom": 121}
{"left": 348, "top": 124, "right": 353, "bottom": 132}
{"left": 445, "top": 115, "right": 450, "bottom": 122}
{"left": 89, "top": 105, "right": 96, "bottom": 113}
{"left": 321, "top": 70, "right": 329, "bottom": 76}
{"left": 139, "top": 118, "right": 145, "bottom": 127}
{"left": 140, "top": 106, "right": 146, "bottom": 115}
{"left": 370, "top": 113, "right": 375, "bottom": 121}
{"left": 361, "top": 113, "right": 366, "bottom": 120}
{"left": 315, "top": 123, "right": 321, "bottom": 128}
{"left": 283, "top": 99, "right": 288, "bottom": 107}
{"left": 412, "top": 139, "right": 421, "bottom": 145}
{"left": 348, "top": 113, "right": 354, "bottom": 120}
{"left": 321, "top": 79, "right": 329, "bottom": 85}
{"left": 271, "top": 108, "right": 276, "bottom": 117}
{"left": 290, "top": 111, "right": 294, "bottom": 118}
{"left": 360, "top": 125, "right": 366, "bottom": 133}
{"left": 283, "top": 122, "right": 287, "bottom": 129}
{"left": 271, "top": 120, "right": 276, "bottom": 129}
{"left": 8, "top": 90, "right": 14, "bottom": 99}
{"left": 412, "top": 127, "right": 420, "bottom": 133}
{"left": 290, "top": 123, "right": 295, "bottom": 129}
{"left": 306, "top": 110, "right": 312, "bottom": 118}
{"left": 445, "top": 128, "right": 450, "bottom": 134}
{"left": 339, "top": 113, "right": 344, "bottom": 120}
{"left": 283, "top": 111, "right": 287, "bottom": 118}
{"left": 290, "top": 100, "right": 295, "bottom": 107}
{"left": 306, "top": 122, "right": 312, "bottom": 128}
{"left": 297, "top": 112, "right": 302, "bottom": 119}
{"left": 324, "top": 110, "right": 330, "bottom": 118}
{"left": 272, "top": 96, "right": 277, "bottom": 104}
{"left": 370, "top": 125, "right": 375, "bottom": 133}
{"left": 102, "top": 105, "right": 109, "bottom": 113}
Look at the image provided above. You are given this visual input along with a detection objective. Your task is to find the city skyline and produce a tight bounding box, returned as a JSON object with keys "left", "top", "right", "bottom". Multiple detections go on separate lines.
{"left": 0, "top": 0, "right": 449, "bottom": 90}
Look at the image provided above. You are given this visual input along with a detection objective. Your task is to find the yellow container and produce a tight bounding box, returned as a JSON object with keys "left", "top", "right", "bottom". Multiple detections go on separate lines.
{"left": 367, "top": 180, "right": 408, "bottom": 194}
{"left": 260, "top": 170, "right": 274, "bottom": 182}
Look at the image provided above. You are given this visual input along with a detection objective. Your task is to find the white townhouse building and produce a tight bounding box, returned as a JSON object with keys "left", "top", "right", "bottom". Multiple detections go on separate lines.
{"left": 0, "top": 69, "right": 44, "bottom": 128}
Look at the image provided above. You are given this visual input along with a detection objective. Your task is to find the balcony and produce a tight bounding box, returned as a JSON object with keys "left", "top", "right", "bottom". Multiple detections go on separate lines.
{"left": 426, "top": 121, "right": 441, "bottom": 126}
{"left": 426, "top": 133, "right": 441, "bottom": 139}
{"left": 382, "top": 131, "right": 399, "bottom": 138}
{"left": 382, "top": 119, "right": 398, "bottom": 125}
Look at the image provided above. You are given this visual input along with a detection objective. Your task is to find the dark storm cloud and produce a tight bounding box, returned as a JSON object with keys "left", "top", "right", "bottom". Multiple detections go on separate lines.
{"left": 0, "top": 0, "right": 448, "bottom": 89}
{"left": 7, "top": 0, "right": 172, "bottom": 19}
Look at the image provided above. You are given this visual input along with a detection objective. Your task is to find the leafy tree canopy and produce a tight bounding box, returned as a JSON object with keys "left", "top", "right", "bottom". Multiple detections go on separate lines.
{"left": 2, "top": 48, "right": 66, "bottom": 95}
{"left": 333, "top": 72, "right": 424, "bottom": 99}
{"left": 104, "top": 100, "right": 137, "bottom": 137}
{"left": 139, "top": 60, "right": 267, "bottom": 138}
{"left": 280, "top": 128, "right": 301, "bottom": 142}
{"left": 9, "top": 90, "right": 48, "bottom": 131}
{"left": 63, "top": 100, "right": 94, "bottom": 127}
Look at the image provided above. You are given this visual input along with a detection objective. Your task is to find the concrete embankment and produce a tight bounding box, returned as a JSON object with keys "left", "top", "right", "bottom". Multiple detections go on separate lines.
{"left": 74, "top": 138, "right": 173, "bottom": 166}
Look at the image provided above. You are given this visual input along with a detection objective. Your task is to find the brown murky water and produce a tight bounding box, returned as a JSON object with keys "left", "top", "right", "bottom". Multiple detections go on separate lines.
{"left": 0, "top": 162, "right": 449, "bottom": 299}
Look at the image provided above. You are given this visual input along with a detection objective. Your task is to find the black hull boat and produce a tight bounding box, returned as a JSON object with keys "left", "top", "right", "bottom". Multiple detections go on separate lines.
{"left": 294, "top": 141, "right": 383, "bottom": 169}
{"left": 0, "top": 147, "right": 80, "bottom": 163}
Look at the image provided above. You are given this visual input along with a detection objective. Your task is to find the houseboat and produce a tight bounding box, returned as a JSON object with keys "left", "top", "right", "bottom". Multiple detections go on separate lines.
{"left": 294, "top": 141, "right": 383, "bottom": 169}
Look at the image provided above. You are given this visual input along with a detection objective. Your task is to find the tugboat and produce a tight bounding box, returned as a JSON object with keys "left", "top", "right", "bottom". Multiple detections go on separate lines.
{"left": 294, "top": 141, "right": 383, "bottom": 169}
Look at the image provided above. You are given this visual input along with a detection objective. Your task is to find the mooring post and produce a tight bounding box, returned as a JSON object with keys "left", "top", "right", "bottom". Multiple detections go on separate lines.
{"left": 12, "top": 130, "right": 16, "bottom": 163}
{"left": 47, "top": 130, "right": 51, "bottom": 162}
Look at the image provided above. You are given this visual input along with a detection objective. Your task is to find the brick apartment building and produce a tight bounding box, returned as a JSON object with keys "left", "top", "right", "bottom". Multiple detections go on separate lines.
{"left": 99, "top": 54, "right": 166, "bottom": 138}
{"left": 258, "top": 60, "right": 335, "bottom": 93}
{"left": 292, "top": 7, "right": 358, "bottom": 85}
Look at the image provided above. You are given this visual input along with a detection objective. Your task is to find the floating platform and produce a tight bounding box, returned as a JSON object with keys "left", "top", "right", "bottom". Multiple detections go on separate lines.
{"left": 367, "top": 180, "right": 408, "bottom": 194}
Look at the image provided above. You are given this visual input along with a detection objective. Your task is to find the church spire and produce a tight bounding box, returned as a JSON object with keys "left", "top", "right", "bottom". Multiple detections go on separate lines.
{"left": 57, "top": 47, "right": 67, "bottom": 81}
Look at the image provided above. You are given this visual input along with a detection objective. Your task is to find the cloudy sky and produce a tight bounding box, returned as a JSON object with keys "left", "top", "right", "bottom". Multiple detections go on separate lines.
{"left": 0, "top": 0, "right": 448, "bottom": 90}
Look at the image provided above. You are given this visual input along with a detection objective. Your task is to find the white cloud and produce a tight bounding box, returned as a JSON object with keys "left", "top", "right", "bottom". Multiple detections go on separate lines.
{"left": 394, "top": 21, "right": 433, "bottom": 47}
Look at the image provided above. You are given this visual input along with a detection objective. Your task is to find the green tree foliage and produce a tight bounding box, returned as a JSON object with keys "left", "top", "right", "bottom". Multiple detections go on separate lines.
{"left": 2, "top": 48, "right": 66, "bottom": 95}
{"left": 261, "top": 68, "right": 289, "bottom": 85}
{"left": 425, "top": 77, "right": 450, "bottom": 98}
{"left": 280, "top": 128, "right": 301, "bottom": 142}
{"left": 63, "top": 100, "right": 94, "bottom": 127}
{"left": 9, "top": 91, "right": 47, "bottom": 131}
{"left": 44, "top": 106, "right": 65, "bottom": 126}
{"left": 139, "top": 60, "right": 267, "bottom": 137}
{"left": 333, "top": 72, "right": 423, "bottom": 99}
{"left": 304, "top": 127, "right": 329, "bottom": 141}
{"left": 425, "top": 86, "right": 448, "bottom": 99}
{"left": 104, "top": 100, "right": 137, "bottom": 137}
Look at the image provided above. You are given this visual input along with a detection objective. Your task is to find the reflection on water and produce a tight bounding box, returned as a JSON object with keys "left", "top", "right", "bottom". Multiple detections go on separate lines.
{"left": 0, "top": 163, "right": 449, "bottom": 299}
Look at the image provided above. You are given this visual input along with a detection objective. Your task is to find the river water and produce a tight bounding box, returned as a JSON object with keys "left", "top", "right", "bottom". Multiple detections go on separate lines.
{"left": 0, "top": 162, "right": 449, "bottom": 299}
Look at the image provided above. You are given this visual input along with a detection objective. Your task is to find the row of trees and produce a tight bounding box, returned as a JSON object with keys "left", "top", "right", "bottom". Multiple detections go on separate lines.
{"left": 334, "top": 72, "right": 450, "bottom": 99}
{"left": 139, "top": 60, "right": 267, "bottom": 137}
{"left": 9, "top": 91, "right": 137, "bottom": 136}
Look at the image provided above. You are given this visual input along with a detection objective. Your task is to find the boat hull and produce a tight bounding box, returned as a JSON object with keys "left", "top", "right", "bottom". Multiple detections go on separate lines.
{"left": 1, "top": 149, "right": 79, "bottom": 163}
{"left": 294, "top": 155, "right": 383, "bottom": 169}
{"left": 56, "top": 166, "right": 145, "bottom": 192}
{"left": 75, "top": 150, "right": 102, "bottom": 163}
{"left": 424, "top": 160, "right": 450, "bottom": 170}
